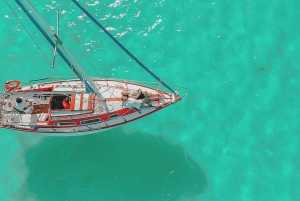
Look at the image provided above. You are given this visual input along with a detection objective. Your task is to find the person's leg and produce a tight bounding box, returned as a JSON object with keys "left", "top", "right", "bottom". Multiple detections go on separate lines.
{"left": 142, "top": 96, "right": 150, "bottom": 105}
{"left": 149, "top": 94, "right": 160, "bottom": 101}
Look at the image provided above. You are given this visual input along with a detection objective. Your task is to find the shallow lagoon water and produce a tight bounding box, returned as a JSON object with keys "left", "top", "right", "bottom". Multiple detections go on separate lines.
{"left": 1, "top": 0, "right": 300, "bottom": 200}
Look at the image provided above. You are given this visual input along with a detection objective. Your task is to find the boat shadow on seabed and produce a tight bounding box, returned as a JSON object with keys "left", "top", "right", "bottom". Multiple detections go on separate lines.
{"left": 17, "top": 128, "right": 208, "bottom": 201}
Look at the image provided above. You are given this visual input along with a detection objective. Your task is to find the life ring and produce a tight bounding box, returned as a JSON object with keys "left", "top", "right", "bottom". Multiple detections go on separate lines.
{"left": 62, "top": 98, "right": 70, "bottom": 109}
{"left": 4, "top": 80, "right": 21, "bottom": 91}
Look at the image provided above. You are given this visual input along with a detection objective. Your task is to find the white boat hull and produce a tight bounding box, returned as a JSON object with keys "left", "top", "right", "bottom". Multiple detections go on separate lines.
{"left": 0, "top": 78, "right": 180, "bottom": 136}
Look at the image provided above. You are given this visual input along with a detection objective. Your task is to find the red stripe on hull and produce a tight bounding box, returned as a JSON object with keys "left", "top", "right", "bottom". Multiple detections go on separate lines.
{"left": 47, "top": 108, "right": 135, "bottom": 126}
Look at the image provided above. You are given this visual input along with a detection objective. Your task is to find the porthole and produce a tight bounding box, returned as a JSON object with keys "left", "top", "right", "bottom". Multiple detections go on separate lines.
{"left": 54, "top": 122, "right": 76, "bottom": 126}
{"left": 81, "top": 118, "right": 101, "bottom": 125}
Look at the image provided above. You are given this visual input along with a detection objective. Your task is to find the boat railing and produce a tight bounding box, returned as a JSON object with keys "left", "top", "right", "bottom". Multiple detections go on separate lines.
{"left": 3, "top": 76, "right": 185, "bottom": 96}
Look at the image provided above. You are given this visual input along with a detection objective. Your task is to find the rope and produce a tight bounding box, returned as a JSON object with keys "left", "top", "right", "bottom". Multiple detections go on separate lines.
{"left": 183, "top": 93, "right": 203, "bottom": 102}
{"left": 182, "top": 74, "right": 235, "bottom": 102}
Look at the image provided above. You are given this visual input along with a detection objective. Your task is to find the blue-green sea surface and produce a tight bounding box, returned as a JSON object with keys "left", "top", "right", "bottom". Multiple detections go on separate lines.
{"left": 1, "top": 0, "right": 300, "bottom": 200}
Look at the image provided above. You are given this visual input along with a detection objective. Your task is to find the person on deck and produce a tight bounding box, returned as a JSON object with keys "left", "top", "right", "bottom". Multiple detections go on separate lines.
{"left": 121, "top": 96, "right": 142, "bottom": 113}
{"left": 121, "top": 89, "right": 162, "bottom": 101}
{"left": 121, "top": 89, "right": 146, "bottom": 100}
{"left": 15, "top": 97, "right": 34, "bottom": 114}
{"left": 141, "top": 96, "right": 159, "bottom": 107}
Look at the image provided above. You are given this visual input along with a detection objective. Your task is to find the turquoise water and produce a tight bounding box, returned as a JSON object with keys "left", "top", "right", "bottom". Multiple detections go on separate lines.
{"left": 1, "top": 0, "right": 300, "bottom": 200}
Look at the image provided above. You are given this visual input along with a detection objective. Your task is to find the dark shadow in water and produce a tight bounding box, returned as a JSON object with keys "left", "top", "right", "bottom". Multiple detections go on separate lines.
{"left": 20, "top": 128, "right": 207, "bottom": 201}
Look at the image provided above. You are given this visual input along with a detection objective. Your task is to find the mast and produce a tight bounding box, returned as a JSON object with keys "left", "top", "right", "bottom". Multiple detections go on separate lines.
{"left": 15, "top": 0, "right": 108, "bottom": 110}
{"left": 72, "top": 0, "right": 175, "bottom": 94}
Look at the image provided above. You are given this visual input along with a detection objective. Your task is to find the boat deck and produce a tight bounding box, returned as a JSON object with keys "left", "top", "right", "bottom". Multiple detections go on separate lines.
{"left": 0, "top": 79, "right": 179, "bottom": 135}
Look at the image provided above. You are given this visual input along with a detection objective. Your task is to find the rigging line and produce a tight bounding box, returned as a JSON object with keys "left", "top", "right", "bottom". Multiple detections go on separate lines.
{"left": 155, "top": 81, "right": 162, "bottom": 93}
{"left": 29, "top": 10, "right": 77, "bottom": 93}
{"left": 17, "top": 1, "right": 96, "bottom": 95}
{"left": 28, "top": 77, "right": 51, "bottom": 82}
{"left": 183, "top": 75, "right": 235, "bottom": 102}
{"left": 71, "top": 0, "right": 175, "bottom": 93}
{"left": 52, "top": 68, "right": 77, "bottom": 92}
{"left": 6, "top": 0, "right": 76, "bottom": 93}
{"left": 182, "top": 93, "right": 202, "bottom": 102}
{"left": 4, "top": 0, "right": 52, "bottom": 66}
{"left": 182, "top": 86, "right": 222, "bottom": 102}
{"left": 57, "top": 45, "right": 104, "bottom": 94}
{"left": 16, "top": 0, "right": 96, "bottom": 94}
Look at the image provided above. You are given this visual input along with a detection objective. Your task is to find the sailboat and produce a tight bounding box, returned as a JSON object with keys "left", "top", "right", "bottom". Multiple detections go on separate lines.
{"left": 0, "top": 0, "right": 181, "bottom": 136}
